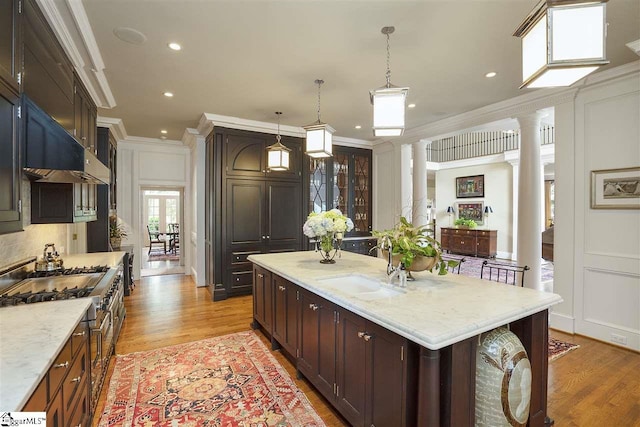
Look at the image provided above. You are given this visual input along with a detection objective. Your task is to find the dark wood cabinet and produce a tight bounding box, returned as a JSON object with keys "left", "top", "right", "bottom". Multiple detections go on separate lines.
{"left": 23, "top": 0, "right": 74, "bottom": 134}
{"left": 31, "top": 182, "right": 97, "bottom": 223}
{"left": 272, "top": 274, "right": 298, "bottom": 357}
{"left": 86, "top": 127, "right": 116, "bottom": 252}
{"left": 342, "top": 238, "right": 377, "bottom": 257}
{"left": 336, "top": 309, "right": 367, "bottom": 426}
{"left": 0, "top": 0, "right": 21, "bottom": 92}
{"left": 207, "top": 127, "right": 303, "bottom": 301}
{"left": 0, "top": 79, "right": 22, "bottom": 234}
{"left": 252, "top": 266, "right": 272, "bottom": 332}
{"left": 441, "top": 227, "right": 497, "bottom": 258}
{"left": 73, "top": 74, "right": 97, "bottom": 154}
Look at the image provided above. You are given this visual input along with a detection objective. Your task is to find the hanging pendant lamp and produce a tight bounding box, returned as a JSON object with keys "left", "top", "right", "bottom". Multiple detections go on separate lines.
{"left": 266, "top": 112, "right": 291, "bottom": 171}
{"left": 304, "top": 79, "right": 334, "bottom": 158}
{"left": 513, "top": 0, "right": 609, "bottom": 89}
{"left": 370, "top": 26, "right": 409, "bottom": 137}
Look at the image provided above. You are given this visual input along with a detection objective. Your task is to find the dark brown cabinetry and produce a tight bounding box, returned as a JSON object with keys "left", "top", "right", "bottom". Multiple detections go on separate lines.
{"left": 252, "top": 266, "right": 272, "bottom": 332}
{"left": 207, "top": 128, "right": 303, "bottom": 301}
{"left": 31, "top": 181, "right": 97, "bottom": 223}
{"left": 22, "top": 318, "right": 90, "bottom": 427}
{"left": 0, "top": 0, "right": 21, "bottom": 92}
{"left": 0, "top": 79, "right": 22, "bottom": 234}
{"left": 73, "top": 74, "right": 97, "bottom": 154}
{"left": 23, "top": 0, "right": 74, "bottom": 134}
{"left": 440, "top": 227, "right": 497, "bottom": 258}
{"left": 272, "top": 274, "right": 298, "bottom": 357}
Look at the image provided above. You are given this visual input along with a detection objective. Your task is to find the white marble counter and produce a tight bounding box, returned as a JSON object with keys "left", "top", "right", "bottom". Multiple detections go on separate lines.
{"left": 248, "top": 251, "right": 562, "bottom": 350}
{"left": 0, "top": 299, "right": 92, "bottom": 410}
{"left": 60, "top": 251, "right": 126, "bottom": 268}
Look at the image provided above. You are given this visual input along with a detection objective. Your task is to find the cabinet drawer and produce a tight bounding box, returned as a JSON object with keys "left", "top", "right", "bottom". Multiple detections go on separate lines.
{"left": 231, "top": 270, "right": 253, "bottom": 288}
{"left": 46, "top": 387, "right": 63, "bottom": 427}
{"left": 230, "top": 250, "right": 260, "bottom": 266}
{"left": 22, "top": 376, "right": 47, "bottom": 411}
{"left": 70, "top": 323, "right": 88, "bottom": 358}
{"left": 66, "top": 374, "right": 89, "bottom": 427}
{"left": 63, "top": 346, "right": 87, "bottom": 412}
{"left": 49, "top": 338, "right": 72, "bottom": 396}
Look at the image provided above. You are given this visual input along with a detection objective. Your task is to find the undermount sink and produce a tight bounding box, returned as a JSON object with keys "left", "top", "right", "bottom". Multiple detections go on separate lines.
{"left": 316, "top": 274, "right": 405, "bottom": 300}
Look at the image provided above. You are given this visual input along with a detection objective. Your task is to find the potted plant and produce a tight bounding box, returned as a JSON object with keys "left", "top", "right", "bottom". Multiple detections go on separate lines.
{"left": 372, "top": 217, "right": 456, "bottom": 275}
{"left": 454, "top": 217, "right": 477, "bottom": 229}
{"left": 109, "top": 215, "right": 128, "bottom": 250}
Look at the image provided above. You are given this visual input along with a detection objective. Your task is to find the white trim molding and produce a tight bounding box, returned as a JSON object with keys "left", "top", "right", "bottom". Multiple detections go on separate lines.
{"left": 96, "top": 116, "right": 128, "bottom": 141}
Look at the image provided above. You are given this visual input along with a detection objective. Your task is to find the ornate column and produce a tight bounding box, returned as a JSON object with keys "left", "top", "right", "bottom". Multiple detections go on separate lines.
{"left": 515, "top": 111, "right": 546, "bottom": 290}
{"left": 412, "top": 140, "right": 429, "bottom": 226}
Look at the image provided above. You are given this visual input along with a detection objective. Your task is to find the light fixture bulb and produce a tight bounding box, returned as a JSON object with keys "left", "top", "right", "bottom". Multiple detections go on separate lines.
{"left": 163, "top": 92, "right": 174, "bottom": 97}
{"left": 168, "top": 42, "right": 182, "bottom": 51}
{"left": 161, "top": 130, "right": 167, "bottom": 134}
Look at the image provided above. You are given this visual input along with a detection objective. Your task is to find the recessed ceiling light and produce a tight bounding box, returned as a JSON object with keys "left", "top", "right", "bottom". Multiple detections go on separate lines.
{"left": 168, "top": 42, "right": 182, "bottom": 51}
{"left": 408, "top": 103, "right": 416, "bottom": 108}
{"left": 163, "top": 92, "right": 174, "bottom": 97}
{"left": 485, "top": 71, "right": 497, "bottom": 78}
{"left": 161, "top": 130, "right": 168, "bottom": 134}
{"left": 355, "top": 125, "right": 362, "bottom": 129}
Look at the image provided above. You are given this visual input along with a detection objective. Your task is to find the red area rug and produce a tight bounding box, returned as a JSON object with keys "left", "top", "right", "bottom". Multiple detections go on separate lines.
{"left": 98, "top": 331, "right": 325, "bottom": 427}
{"left": 548, "top": 337, "right": 580, "bottom": 361}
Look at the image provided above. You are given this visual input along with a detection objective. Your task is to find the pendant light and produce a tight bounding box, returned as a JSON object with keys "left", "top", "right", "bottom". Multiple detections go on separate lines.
{"left": 370, "top": 26, "right": 409, "bottom": 137}
{"left": 304, "top": 79, "right": 334, "bottom": 158}
{"left": 513, "top": 0, "right": 608, "bottom": 89}
{"left": 266, "top": 112, "right": 291, "bottom": 171}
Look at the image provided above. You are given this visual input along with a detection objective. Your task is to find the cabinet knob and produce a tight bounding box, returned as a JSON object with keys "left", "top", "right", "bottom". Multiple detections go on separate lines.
{"left": 257, "top": 273, "right": 264, "bottom": 278}
{"left": 358, "top": 331, "right": 365, "bottom": 338}
{"left": 70, "top": 376, "right": 82, "bottom": 383}
{"left": 309, "top": 303, "right": 319, "bottom": 311}
{"left": 262, "top": 235, "right": 266, "bottom": 239}
{"left": 72, "top": 331, "right": 86, "bottom": 337}
{"left": 363, "top": 334, "right": 372, "bottom": 342}
{"left": 279, "top": 285, "right": 286, "bottom": 291}
{"left": 266, "top": 235, "right": 270, "bottom": 239}
{"left": 53, "top": 361, "right": 69, "bottom": 369}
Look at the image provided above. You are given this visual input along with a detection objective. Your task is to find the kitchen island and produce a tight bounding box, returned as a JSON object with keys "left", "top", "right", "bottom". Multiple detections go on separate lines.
{"left": 248, "top": 251, "right": 562, "bottom": 427}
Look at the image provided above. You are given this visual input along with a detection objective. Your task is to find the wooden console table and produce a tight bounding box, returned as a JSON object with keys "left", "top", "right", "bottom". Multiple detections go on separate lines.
{"left": 440, "top": 227, "right": 497, "bottom": 258}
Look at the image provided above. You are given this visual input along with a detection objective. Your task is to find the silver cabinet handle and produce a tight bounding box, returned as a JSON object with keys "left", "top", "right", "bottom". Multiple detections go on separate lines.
{"left": 73, "top": 331, "right": 86, "bottom": 337}
{"left": 70, "top": 376, "right": 82, "bottom": 383}
{"left": 53, "top": 361, "right": 69, "bottom": 369}
{"left": 279, "top": 285, "right": 286, "bottom": 291}
{"left": 262, "top": 235, "right": 266, "bottom": 239}
{"left": 358, "top": 332, "right": 365, "bottom": 339}
{"left": 309, "top": 304, "right": 319, "bottom": 311}
{"left": 363, "top": 334, "right": 372, "bottom": 342}
{"left": 266, "top": 235, "right": 270, "bottom": 239}
{"left": 257, "top": 273, "right": 264, "bottom": 278}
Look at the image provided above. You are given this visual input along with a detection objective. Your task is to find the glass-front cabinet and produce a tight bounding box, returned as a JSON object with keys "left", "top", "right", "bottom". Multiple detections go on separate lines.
{"left": 307, "top": 146, "right": 372, "bottom": 237}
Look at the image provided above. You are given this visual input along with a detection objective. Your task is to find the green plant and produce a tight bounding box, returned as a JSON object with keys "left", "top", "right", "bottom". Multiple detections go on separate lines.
{"left": 109, "top": 215, "right": 128, "bottom": 239}
{"left": 454, "top": 217, "right": 477, "bottom": 228}
{"left": 372, "top": 217, "right": 457, "bottom": 275}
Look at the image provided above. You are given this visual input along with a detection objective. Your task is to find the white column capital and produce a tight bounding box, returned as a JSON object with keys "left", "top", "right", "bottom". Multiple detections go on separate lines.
{"left": 514, "top": 110, "right": 548, "bottom": 129}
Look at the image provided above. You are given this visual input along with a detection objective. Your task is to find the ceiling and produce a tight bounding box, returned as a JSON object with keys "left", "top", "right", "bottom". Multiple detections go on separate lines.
{"left": 68, "top": 0, "right": 640, "bottom": 142}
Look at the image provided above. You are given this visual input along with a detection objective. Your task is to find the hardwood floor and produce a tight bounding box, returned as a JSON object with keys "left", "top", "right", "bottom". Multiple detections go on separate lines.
{"left": 93, "top": 274, "right": 640, "bottom": 427}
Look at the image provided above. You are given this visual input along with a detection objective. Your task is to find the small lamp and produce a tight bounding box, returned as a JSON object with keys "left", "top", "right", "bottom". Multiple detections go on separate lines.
{"left": 446, "top": 206, "right": 455, "bottom": 226}
{"left": 304, "top": 79, "right": 334, "bottom": 158}
{"left": 266, "top": 112, "right": 291, "bottom": 171}
{"left": 484, "top": 206, "right": 493, "bottom": 228}
{"left": 513, "top": 0, "right": 609, "bottom": 89}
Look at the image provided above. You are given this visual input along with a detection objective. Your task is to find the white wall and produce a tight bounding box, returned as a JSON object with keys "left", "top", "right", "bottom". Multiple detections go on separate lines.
{"left": 185, "top": 130, "right": 206, "bottom": 287}
{"left": 553, "top": 70, "right": 640, "bottom": 350}
{"left": 435, "top": 162, "right": 514, "bottom": 259}
{"left": 117, "top": 139, "right": 191, "bottom": 280}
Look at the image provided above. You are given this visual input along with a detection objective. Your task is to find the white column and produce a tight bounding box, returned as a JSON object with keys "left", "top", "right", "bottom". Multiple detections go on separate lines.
{"left": 412, "top": 140, "right": 429, "bottom": 226}
{"left": 400, "top": 143, "right": 413, "bottom": 220}
{"left": 516, "top": 111, "right": 546, "bottom": 290}
{"left": 507, "top": 158, "right": 519, "bottom": 260}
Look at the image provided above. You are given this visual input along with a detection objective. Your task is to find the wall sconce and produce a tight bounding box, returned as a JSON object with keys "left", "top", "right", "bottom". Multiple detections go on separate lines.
{"left": 266, "top": 112, "right": 291, "bottom": 171}
{"left": 304, "top": 79, "right": 334, "bottom": 158}
{"left": 513, "top": 0, "right": 608, "bottom": 88}
{"left": 447, "top": 206, "right": 455, "bottom": 226}
{"left": 370, "top": 26, "right": 409, "bottom": 136}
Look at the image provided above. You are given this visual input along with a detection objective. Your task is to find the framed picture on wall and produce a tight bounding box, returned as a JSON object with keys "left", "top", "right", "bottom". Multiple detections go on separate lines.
{"left": 456, "top": 175, "right": 484, "bottom": 198}
{"left": 456, "top": 201, "right": 484, "bottom": 225}
{"left": 591, "top": 166, "right": 640, "bottom": 209}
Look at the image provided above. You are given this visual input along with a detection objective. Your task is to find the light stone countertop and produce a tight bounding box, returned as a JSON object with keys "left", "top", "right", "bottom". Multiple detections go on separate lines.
{"left": 58, "top": 251, "right": 126, "bottom": 268}
{"left": 248, "top": 251, "right": 563, "bottom": 350}
{"left": 0, "top": 298, "right": 92, "bottom": 411}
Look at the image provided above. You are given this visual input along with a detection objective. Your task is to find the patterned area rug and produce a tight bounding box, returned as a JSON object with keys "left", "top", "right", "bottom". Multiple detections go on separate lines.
{"left": 451, "top": 255, "right": 554, "bottom": 283}
{"left": 98, "top": 331, "right": 326, "bottom": 427}
{"left": 148, "top": 248, "right": 180, "bottom": 261}
{"left": 549, "top": 337, "right": 580, "bottom": 361}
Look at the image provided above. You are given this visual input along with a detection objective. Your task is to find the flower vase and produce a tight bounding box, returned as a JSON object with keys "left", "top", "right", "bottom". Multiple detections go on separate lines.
{"left": 317, "top": 233, "right": 342, "bottom": 264}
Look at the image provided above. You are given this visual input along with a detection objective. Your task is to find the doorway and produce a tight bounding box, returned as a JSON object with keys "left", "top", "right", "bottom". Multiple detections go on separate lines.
{"left": 140, "top": 187, "right": 184, "bottom": 277}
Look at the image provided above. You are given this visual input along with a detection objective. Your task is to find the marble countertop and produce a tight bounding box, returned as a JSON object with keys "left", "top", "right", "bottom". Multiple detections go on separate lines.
{"left": 248, "top": 251, "right": 562, "bottom": 350}
{"left": 60, "top": 251, "right": 126, "bottom": 268}
{"left": 0, "top": 299, "right": 92, "bottom": 411}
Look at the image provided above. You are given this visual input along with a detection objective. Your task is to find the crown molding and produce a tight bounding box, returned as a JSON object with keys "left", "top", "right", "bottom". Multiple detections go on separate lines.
{"left": 182, "top": 128, "right": 202, "bottom": 150}
{"left": 37, "top": 0, "right": 117, "bottom": 108}
{"left": 97, "top": 116, "right": 128, "bottom": 141}
{"left": 120, "top": 136, "right": 187, "bottom": 149}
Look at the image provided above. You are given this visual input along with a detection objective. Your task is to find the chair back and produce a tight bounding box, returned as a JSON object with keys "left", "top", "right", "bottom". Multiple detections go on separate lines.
{"left": 481, "top": 260, "right": 530, "bottom": 287}
{"left": 441, "top": 255, "right": 466, "bottom": 274}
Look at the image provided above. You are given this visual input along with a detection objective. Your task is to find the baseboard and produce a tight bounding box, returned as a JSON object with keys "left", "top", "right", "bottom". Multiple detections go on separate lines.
{"left": 550, "top": 312, "right": 575, "bottom": 333}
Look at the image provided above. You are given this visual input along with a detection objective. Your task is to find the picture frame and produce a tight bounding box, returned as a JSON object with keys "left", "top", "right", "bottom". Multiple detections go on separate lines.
{"left": 456, "top": 201, "right": 484, "bottom": 225}
{"left": 591, "top": 167, "right": 640, "bottom": 209}
{"left": 456, "top": 175, "right": 485, "bottom": 198}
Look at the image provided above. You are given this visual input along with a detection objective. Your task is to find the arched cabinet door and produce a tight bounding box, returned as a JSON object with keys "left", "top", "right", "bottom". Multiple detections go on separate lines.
{"left": 224, "top": 133, "right": 267, "bottom": 178}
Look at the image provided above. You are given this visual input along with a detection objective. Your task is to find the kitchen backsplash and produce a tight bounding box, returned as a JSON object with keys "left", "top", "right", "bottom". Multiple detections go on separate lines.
{"left": 0, "top": 178, "right": 68, "bottom": 268}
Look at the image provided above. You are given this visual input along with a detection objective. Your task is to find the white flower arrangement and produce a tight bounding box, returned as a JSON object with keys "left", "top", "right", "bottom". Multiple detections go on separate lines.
{"left": 303, "top": 209, "right": 354, "bottom": 255}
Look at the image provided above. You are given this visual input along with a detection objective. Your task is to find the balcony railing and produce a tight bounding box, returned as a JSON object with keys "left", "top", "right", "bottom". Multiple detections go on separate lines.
{"left": 426, "top": 125, "right": 554, "bottom": 163}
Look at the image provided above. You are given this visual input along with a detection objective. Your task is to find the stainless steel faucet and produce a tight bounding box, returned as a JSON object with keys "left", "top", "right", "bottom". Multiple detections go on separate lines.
{"left": 388, "top": 262, "right": 407, "bottom": 288}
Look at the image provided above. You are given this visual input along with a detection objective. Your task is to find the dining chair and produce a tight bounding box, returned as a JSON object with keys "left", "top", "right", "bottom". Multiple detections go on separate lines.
{"left": 147, "top": 225, "right": 166, "bottom": 255}
{"left": 169, "top": 223, "right": 180, "bottom": 254}
{"left": 480, "top": 260, "right": 530, "bottom": 287}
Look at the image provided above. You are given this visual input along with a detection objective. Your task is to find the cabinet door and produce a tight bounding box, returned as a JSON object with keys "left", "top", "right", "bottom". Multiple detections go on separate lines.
{"left": 352, "top": 151, "right": 371, "bottom": 235}
{"left": 308, "top": 158, "right": 329, "bottom": 214}
{"left": 476, "top": 230, "right": 496, "bottom": 257}
{"left": 252, "top": 266, "right": 272, "bottom": 331}
{"left": 336, "top": 309, "right": 367, "bottom": 427}
{"left": 272, "top": 276, "right": 297, "bottom": 356}
{"left": 298, "top": 289, "right": 320, "bottom": 378}
{"left": 224, "top": 132, "right": 266, "bottom": 178}
{"left": 316, "top": 300, "right": 337, "bottom": 400}
{"left": 0, "top": 80, "right": 21, "bottom": 234}
{"left": 440, "top": 228, "right": 451, "bottom": 251}
{"left": 332, "top": 151, "right": 349, "bottom": 215}
{"left": 0, "top": 0, "right": 20, "bottom": 91}
{"left": 266, "top": 180, "right": 301, "bottom": 252}
{"left": 366, "top": 321, "right": 408, "bottom": 427}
